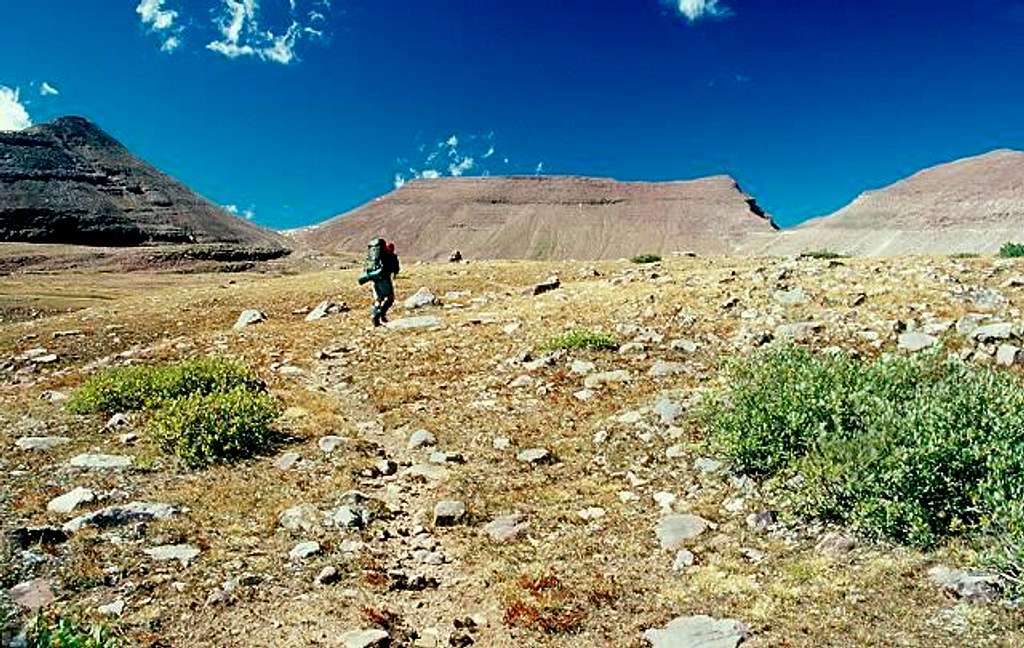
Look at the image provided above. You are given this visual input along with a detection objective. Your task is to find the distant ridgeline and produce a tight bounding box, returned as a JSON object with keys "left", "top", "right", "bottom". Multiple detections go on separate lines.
{"left": 5, "top": 116, "right": 1023, "bottom": 259}
{"left": 0, "top": 116, "right": 288, "bottom": 254}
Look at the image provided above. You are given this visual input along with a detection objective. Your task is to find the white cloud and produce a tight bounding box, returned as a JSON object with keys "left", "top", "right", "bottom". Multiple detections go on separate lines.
{"left": 0, "top": 87, "right": 31, "bottom": 131}
{"left": 535, "top": 162, "right": 545, "bottom": 175}
{"left": 483, "top": 145, "right": 495, "bottom": 159}
{"left": 223, "top": 203, "right": 255, "bottom": 219}
{"left": 206, "top": 0, "right": 327, "bottom": 65}
{"left": 670, "top": 0, "right": 732, "bottom": 22}
{"left": 419, "top": 169, "right": 440, "bottom": 179}
{"left": 446, "top": 134, "right": 458, "bottom": 148}
{"left": 137, "top": 0, "right": 184, "bottom": 53}
{"left": 394, "top": 173, "right": 406, "bottom": 189}
{"left": 39, "top": 82, "right": 59, "bottom": 96}
{"left": 449, "top": 157, "right": 474, "bottom": 177}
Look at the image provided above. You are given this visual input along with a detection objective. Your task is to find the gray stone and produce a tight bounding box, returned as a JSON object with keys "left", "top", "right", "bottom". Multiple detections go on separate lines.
{"left": 746, "top": 510, "right": 778, "bottom": 533}
{"left": 305, "top": 300, "right": 338, "bottom": 322}
{"left": 578, "top": 507, "right": 606, "bottom": 521}
{"left": 325, "top": 505, "right": 371, "bottom": 529}
{"left": 404, "top": 287, "right": 439, "bottom": 309}
{"left": 233, "top": 309, "right": 266, "bottom": 331}
{"left": 670, "top": 339, "right": 700, "bottom": 353}
{"left": 274, "top": 452, "right": 302, "bottom": 470}
{"left": 619, "top": 342, "right": 647, "bottom": 355}
{"left": 403, "top": 463, "right": 450, "bottom": 482}
{"left": 897, "top": 332, "right": 938, "bottom": 352}
{"left": 64, "top": 501, "right": 179, "bottom": 533}
{"left": 40, "top": 389, "right": 68, "bottom": 403}
{"left": 104, "top": 413, "right": 130, "bottom": 430}
{"left": 429, "top": 450, "right": 464, "bottom": 464}
{"left": 15, "top": 436, "right": 70, "bottom": 451}
{"left": 386, "top": 316, "right": 443, "bottom": 331}
{"left": 7, "top": 578, "right": 54, "bottom": 611}
{"left": 655, "top": 514, "right": 710, "bottom": 550}
{"left": 340, "top": 629, "right": 390, "bottom": 648}
{"left": 773, "top": 287, "right": 808, "bottom": 306}
{"left": 97, "top": 598, "right": 126, "bottom": 617}
{"left": 773, "top": 321, "right": 823, "bottom": 341}
{"left": 649, "top": 361, "right": 687, "bottom": 378}
{"left": 643, "top": 614, "right": 749, "bottom": 648}
{"left": 570, "top": 359, "right": 596, "bottom": 375}
{"left": 517, "top": 447, "right": 552, "bottom": 465}
{"left": 483, "top": 514, "right": 528, "bottom": 543}
{"left": 47, "top": 486, "right": 96, "bottom": 514}
{"left": 289, "top": 541, "right": 322, "bottom": 561}
{"left": 68, "top": 453, "right": 133, "bottom": 470}
{"left": 316, "top": 566, "right": 340, "bottom": 586}
{"left": 584, "top": 370, "right": 632, "bottom": 389}
{"left": 694, "top": 457, "right": 724, "bottom": 474}
{"left": 318, "top": 436, "right": 346, "bottom": 454}
{"left": 143, "top": 544, "right": 200, "bottom": 567}
{"left": 816, "top": 532, "right": 857, "bottom": 555}
{"left": 928, "top": 566, "right": 1001, "bottom": 603}
{"left": 408, "top": 429, "right": 437, "bottom": 449}
{"left": 971, "top": 322, "right": 1014, "bottom": 342}
{"left": 654, "top": 398, "right": 684, "bottom": 425}
{"left": 279, "top": 504, "right": 321, "bottom": 532}
{"left": 433, "top": 500, "right": 467, "bottom": 526}
{"left": 672, "top": 549, "right": 696, "bottom": 571}
{"left": 996, "top": 344, "right": 1023, "bottom": 366}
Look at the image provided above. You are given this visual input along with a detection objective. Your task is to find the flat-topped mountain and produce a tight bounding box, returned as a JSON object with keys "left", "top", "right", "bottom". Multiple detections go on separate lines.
{"left": 745, "top": 149, "right": 1024, "bottom": 255}
{"left": 0, "top": 116, "right": 289, "bottom": 251}
{"left": 293, "top": 174, "right": 777, "bottom": 260}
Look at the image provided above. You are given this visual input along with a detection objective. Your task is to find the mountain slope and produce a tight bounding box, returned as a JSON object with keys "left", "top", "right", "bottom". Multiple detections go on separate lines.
{"left": 0, "top": 116, "right": 289, "bottom": 251}
{"left": 744, "top": 149, "right": 1024, "bottom": 255}
{"left": 294, "top": 174, "right": 777, "bottom": 260}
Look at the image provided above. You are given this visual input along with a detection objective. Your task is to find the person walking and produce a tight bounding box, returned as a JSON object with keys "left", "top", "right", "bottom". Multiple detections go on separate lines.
{"left": 357, "top": 237, "right": 400, "bottom": 327}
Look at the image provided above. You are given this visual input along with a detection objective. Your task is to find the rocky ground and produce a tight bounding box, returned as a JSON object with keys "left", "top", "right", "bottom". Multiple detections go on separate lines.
{"left": 2, "top": 253, "right": 1024, "bottom": 647}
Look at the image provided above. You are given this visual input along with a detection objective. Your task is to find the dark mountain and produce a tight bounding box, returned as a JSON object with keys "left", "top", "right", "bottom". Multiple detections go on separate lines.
{"left": 0, "top": 116, "right": 288, "bottom": 251}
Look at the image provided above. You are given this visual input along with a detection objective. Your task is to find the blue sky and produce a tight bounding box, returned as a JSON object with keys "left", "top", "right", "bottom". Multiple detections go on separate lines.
{"left": 2, "top": 0, "right": 1024, "bottom": 229}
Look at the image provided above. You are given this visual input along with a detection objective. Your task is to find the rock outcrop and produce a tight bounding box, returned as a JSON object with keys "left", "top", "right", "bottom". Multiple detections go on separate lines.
{"left": 293, "top": 174, "right": 777, "bottom": 260}
{"left": 0, "top": 116, "right": 289, "bottom": 252}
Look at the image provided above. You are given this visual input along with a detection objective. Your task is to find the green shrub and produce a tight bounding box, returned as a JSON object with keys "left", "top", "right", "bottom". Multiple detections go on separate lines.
{"left": 998, "top": 242, "right": 1024, "bottom": 258}
{"left": 541, "top": 328, "right": 618, "bottom": 353}
{"left": 703, "top": 346, "right": 1024, "bottom": 555}
{"left": 148, "top": 386, "right": 281, "bottom": 469}
{"left": 950, "top": 252, "right": 980, "bottom": 259}
{"left": 26, "top": 614, "right": 118, "bottom": 648}
{"left": 799, "top": 249, "right": 847, "bottom": 260}
{"left": 629, "top": 253, "right": 662, "bottom": 264}
{"left": 68, "top": 357, "right": 264, "bottom": 414}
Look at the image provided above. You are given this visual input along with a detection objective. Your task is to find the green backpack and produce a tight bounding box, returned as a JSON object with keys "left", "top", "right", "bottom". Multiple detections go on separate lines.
{"left": 364, "top": 238, "right": 385, "bottom": 274}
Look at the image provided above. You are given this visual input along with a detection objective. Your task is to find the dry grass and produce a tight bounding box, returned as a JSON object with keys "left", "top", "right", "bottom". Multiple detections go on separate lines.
{"left": 2, "top": 253, "right": 1024, "bottom": 646}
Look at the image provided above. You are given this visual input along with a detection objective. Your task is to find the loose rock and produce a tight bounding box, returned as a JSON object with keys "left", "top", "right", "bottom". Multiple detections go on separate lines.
{"left": 643, "top": 614, "right": 749, "bottom": 648}
{"left": 655, "top": 514, "right": 710, "bottom": 550}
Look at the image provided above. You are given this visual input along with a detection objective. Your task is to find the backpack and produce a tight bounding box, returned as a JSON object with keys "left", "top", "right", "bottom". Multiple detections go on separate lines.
{"left": 364, "top": 238, "right": 385, "bottom": 274}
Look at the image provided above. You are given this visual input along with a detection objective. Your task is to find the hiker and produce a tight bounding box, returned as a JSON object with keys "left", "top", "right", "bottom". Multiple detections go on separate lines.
{"left": 357, "top": 237, "right": 399, "bottom": 327}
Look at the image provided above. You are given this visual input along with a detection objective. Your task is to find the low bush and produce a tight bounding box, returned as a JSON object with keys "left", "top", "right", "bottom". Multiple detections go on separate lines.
{"left": 950, "top": 252, "right": 980, "bottom": 259}
{"left": 148, "top": 385, "right": 281, "bottom": 469}
{"left": 541, "top": 328, "right": 618, "bottom": 353}
{"left": 998, "top": 242, "right": 1024, "bottom": 258}
{"left": 629, "top": 253, "right": 661, "bottom": 264}
{"left": 703, "top": 346, "right": 1024, "bottom": 560}
{"left": 799, "top": 249, "right": 847, "bottom": 260}
{"left": 67, "top": 357, "right": 263, "bottom": 414}
{"left": 26, "top": 614, "right": 118, "bottom": 648}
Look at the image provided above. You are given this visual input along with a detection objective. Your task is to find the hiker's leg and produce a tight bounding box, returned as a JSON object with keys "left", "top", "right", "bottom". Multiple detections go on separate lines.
{"left": 380, "top": 294, "right": 394, "bottom": 321}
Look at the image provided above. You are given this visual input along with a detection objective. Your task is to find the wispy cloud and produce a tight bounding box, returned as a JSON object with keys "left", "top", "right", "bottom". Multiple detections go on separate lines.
{"left": 0, "top": 86, "right": 31, "bottom": 131}
{"left": 223, "top": 203, "right": 256, "bottom": 220}
{"left": 206, "top": 0, "right": 328, "bottom": 65}
{"left": 136, "top": 0, "right": 184, "bottom": 52}
{"left": 393, "top": 131, "right": 549, "bottom": 188}
{"left": 39, "top": 82, "right": 59, "bottom": 97}
{"left": 666, "top": 0, "right": 733, "bottom": 23}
